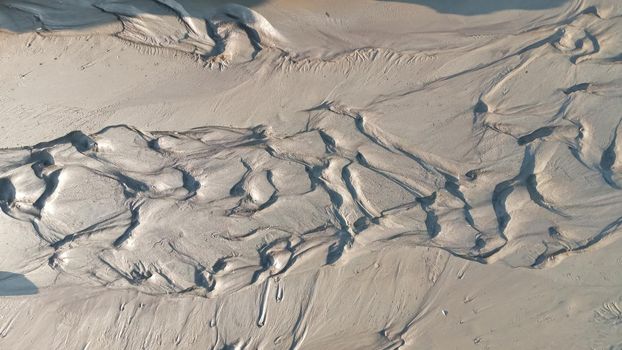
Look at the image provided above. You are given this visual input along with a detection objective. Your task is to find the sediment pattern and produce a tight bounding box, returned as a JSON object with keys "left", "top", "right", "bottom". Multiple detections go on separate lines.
{"left": 1, "top": 0, "right": 622, "bottom": 349}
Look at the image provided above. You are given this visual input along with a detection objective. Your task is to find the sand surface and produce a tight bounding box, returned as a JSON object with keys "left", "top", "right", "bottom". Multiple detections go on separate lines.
{"left": 1, "top": 0, "right": 622, "bottom": 349}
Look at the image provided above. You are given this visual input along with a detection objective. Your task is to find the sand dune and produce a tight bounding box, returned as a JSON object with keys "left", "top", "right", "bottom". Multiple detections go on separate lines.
{"left": 1, "top": 0, "right": 622, "bottom": 349}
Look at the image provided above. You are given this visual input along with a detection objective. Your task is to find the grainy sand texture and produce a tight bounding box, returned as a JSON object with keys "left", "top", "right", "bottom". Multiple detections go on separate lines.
{"left": 1, "top": 0, "right": 622, "bottom": 349}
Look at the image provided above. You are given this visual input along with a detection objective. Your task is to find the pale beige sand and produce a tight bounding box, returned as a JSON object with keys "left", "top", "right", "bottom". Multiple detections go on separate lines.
{"left": 1, "top": 1, "right": 622, "bottom": 349}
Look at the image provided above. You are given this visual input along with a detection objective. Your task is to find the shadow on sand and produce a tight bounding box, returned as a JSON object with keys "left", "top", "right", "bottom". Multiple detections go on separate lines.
{"left": 0, "top": 0, "right": 574, "bottom": 34}
{"left": 0, "top": 271, "right": 38, "bottom": 296}
{"left": 378, "top": 0, "right": 571, "bottom": 15}
{"left": 0, "top": 0, "right": 268, "bottom": 33}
